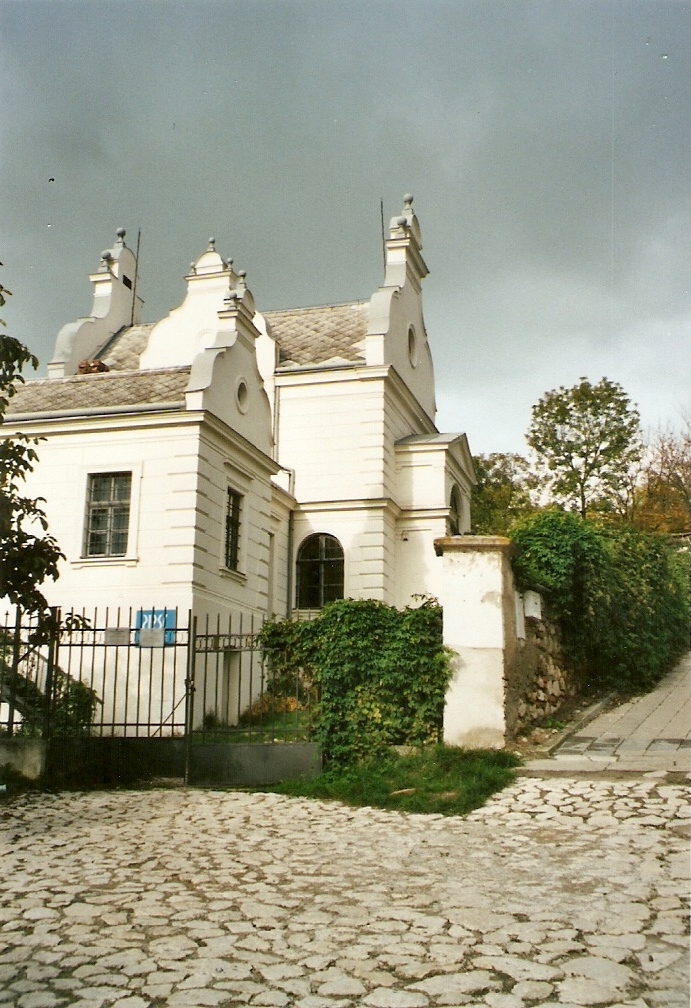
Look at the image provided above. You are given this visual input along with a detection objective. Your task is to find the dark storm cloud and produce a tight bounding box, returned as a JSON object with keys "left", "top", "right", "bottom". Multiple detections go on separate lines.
{"left": 1, "top": 0, "right": 688, "bottom": 453}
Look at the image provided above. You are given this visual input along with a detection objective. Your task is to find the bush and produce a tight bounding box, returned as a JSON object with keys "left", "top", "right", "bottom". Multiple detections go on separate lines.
{"left": 259, "top": 598, "right": 452, "bottom": 767}
{"left": 511, "top": 509, "right": 690, "bottom": 691}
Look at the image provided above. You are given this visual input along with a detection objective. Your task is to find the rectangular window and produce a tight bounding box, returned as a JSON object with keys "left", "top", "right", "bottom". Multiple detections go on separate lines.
{"left": 225, "top": 489, "right": 242, "bottom": 571}
{"left": 84, "top": 472, "right": 131, "bottom": 557}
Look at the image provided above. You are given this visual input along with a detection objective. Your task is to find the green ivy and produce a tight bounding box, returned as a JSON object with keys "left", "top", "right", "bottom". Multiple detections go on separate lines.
{"left": 259, "top": 598, "right": 452, "bottom": 767}
{"left": 511, "top": 509, "right": 690, "bottom": 690}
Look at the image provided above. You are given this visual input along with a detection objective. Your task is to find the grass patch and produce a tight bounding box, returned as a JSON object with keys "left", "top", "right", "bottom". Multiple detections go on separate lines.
{"left": 256, "top": 745, "right": 521, "bottom": 816}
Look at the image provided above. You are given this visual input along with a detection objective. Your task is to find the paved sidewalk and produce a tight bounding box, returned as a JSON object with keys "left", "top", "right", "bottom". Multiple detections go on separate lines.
{"left": 521, "top": 651, "right": 691, "bottom": 777}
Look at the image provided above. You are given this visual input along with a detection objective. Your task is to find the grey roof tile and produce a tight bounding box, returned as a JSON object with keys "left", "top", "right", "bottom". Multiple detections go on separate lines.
{"left": 98, "top": 323, "right": 155, "bottom": 370}
{"left": 265, "top": 302, "right": 368, "bottom": 367}
{"left": 4, "top": 300, "right": 369, "bottom": 419}
{"left": 6, "top": 367, "right": 190, "bottom": 418}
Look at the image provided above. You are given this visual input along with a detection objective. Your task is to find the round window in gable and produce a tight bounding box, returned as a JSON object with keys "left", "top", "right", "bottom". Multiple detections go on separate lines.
{"left": 408, "top": 326, "right": 418, "bottom": 367}
{"left": 236, "top": 378, "right": 249, "bottom": 414}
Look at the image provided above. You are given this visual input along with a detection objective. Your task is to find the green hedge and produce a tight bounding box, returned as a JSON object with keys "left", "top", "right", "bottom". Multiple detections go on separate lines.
{"left": 258, "top": 598, "right": 452, "bottom": 767}
{"left": 510, "top": 509, "right": 689, "bottom": 691}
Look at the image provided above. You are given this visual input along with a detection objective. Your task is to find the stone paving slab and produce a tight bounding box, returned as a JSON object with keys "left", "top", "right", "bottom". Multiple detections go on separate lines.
{"left": 522, "top": 653, "right": 691, "bottom": 777}
{"left": 1, "top": 780, "right": 689, "bottom": 1008}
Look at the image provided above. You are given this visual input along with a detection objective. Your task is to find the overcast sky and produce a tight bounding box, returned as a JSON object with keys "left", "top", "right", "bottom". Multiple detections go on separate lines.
{"left": 2, "top": 0, "right": 689, "bottom": 455}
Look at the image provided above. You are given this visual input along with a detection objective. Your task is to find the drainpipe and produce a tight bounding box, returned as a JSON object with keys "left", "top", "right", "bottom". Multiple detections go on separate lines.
{"left": 286, "top": 510, "right": 295, "bottom": 618}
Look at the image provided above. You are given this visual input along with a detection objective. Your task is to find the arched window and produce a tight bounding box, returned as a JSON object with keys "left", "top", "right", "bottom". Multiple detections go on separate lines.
{"left": 296, "top": 533, "right": 344, "bottom": 609}
{"left": 448, "top": 485, "right": 462, "bottom": 535}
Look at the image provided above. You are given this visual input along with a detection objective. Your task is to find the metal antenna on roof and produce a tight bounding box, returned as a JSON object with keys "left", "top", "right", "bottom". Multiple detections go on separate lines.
{"left": 380, "top": 198, "right": 386, "bottom": 278}
{"left": 130, "top": 229, "right": 141, "bottom": 327}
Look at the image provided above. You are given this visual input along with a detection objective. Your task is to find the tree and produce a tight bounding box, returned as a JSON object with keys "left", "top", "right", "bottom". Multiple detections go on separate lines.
{"left": 526, "top": 377, "right": 642, "bottom": 519}
{"left": 471, "top": 452, "right": 538, "bottom": 535}
{"left": 635, "top": 420, "right": 691, "bottom": 534}
{"left": 0, "top": 273, "right": 64, "bottom": 619}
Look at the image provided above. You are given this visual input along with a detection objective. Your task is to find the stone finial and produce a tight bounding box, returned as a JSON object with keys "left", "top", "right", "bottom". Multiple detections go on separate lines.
{"left": 207, "top": 237, "right": 216, "bottom": 251}
{"left": 395, "top": 192, "right": 422, "bottom": 247}
{"left": 115, "top": 227, "right": 126, "bottom": 243}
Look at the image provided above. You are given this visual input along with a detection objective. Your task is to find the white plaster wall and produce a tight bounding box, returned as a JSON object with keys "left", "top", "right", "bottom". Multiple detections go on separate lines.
{"left": 276, "top": 374, "right": 387, "bottom": 503}
{"left": 291, "top": 504, "right": 397, "bottom": 608}
{"left": 368, "top": 285, "right": 436, "bottom": 425}
{"left": 140, "top": 250, "right": 233, "bottom": 370}
{"left": 186, "top": 338, "right": 274, "bottom": 459}
{"left": 49, "top": 243, "right": 142, "bottom": 378}
{"left": 395, "top": 449, "right": 446, "bottom": 510}
{"left": 435, "top": 539, "right": 511, "bottom": 749}
{"left": 191, "top": 426, "right": 275, "bottom": 619}
{"left": 394, "top": 519, "right": 448, "bottom": 609}
{"left": 6, "top": 414, "right": 272, "bottom": 625}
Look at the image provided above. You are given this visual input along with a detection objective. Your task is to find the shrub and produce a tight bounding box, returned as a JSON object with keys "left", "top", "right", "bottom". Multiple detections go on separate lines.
{"left": 259, "top": 598, "right": 452, "bottom": 767}
{"left": 511, "top": 509, "right": 690, "bottom": 691}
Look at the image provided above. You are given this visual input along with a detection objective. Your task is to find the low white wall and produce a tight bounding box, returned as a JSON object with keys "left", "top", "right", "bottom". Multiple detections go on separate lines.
{"left": 435, "top": 536, "right": 514, "bottom": 749}
{"left": 0, "top": 739, "right": 46, "bottom": 781}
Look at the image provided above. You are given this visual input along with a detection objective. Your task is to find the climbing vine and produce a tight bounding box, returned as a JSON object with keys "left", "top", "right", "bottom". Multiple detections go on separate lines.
{"left": 510, "top": 509, "right": 689, "bottom": 691}
{"left": 259, "top": 598, "right": 452, "bottom": 766}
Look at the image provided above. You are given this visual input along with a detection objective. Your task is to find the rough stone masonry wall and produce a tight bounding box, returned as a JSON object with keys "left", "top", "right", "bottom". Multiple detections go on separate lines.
{"left": 505, "top": 607, "right": 584, "bottom": 739}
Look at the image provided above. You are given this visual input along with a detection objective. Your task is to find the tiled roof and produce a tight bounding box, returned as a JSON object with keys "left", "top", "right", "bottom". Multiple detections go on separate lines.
{"left": 99, "top": 323, "right": 155, "bottom": 371}
{"left": 6, "top": 367, "right": 190, "bottom": 419}
{"left": 266, "top": 302, "right": 368, "bottom": 367}
{"left": 95, "top": 304, "right": 369, "bottom": 372}
{"left": 4, "top": 300, "right": 369, "bottom": 419}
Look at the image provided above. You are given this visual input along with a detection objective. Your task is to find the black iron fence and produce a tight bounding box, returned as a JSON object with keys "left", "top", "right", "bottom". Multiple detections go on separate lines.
{"left": 0, "top": 607, "right": 318, "bottom": 746}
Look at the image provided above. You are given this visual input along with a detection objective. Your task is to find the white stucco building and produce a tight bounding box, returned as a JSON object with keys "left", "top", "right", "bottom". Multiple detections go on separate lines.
{"left": 5, "top": 196, "right": 475, "bottom": 627}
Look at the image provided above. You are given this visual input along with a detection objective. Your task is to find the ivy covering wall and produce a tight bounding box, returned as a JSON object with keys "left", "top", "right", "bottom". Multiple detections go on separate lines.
{"left": 258, "top": 598, "right": 452, "bottom": 766}
{"left": 510, "top": 510, "right": 690, "bottom": 692}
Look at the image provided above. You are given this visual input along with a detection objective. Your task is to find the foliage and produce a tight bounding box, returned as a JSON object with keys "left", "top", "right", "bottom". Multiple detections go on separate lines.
{"left": 471, "top": 452, "right": 538, "bottom": 535}
{"left": 0, "top": 621, "right": 98, "bottom": 738}
{"left": 526, "top": 377, "right": 643, "bottom": 519}
{"left": 256, "top": 745, "right": 520, "bottom": 817}
{"left": 0, "top": 274, "right": 64, "bottom": 619}
{"left": 511, "top": 509, "right": 690, "bottom": 691}
{"left": 259, "top": 598, "right": 453, "bottom": 767}
{"left": 47, "top": 671, "right": 99, "bottom": 737}
{"left": 634, "top": 420, "right": 691, "bottom": 533}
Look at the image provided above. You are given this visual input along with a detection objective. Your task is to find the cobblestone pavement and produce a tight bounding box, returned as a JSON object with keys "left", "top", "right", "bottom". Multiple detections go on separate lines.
{"left": 1, "top": 773, "right": 689, "bottom": 1008}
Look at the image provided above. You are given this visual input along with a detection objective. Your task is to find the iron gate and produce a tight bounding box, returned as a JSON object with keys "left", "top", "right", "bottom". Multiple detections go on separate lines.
{"left": 0, "top": 608, "right": 320, "bottom": 787}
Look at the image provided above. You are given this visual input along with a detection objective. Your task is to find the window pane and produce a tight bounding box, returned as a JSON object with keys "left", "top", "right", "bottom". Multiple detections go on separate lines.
{"left": 90, "top": 475, "right": 112, "bottom": 502}
{"left": 113, "top": 475, "right": 132, "bottom": 501}
{"left": 225, "top": 489, "right": 242, "bottom": 570}
{"left": 112, "top": 506, "right": 129, "bottom": 532}
{"left": 296, "top": 534, "right": 344, "bottom": 609}
{"left": 85, "top": 473, "right": 131, "bottom": 557}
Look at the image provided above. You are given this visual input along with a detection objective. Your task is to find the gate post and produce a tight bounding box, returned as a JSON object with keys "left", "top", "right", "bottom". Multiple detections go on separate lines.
{"left": 434, "top": 536, "right": 516, "bottom": 749}
{"left": 183, "top": 612, "right": 196, "bottom": 785}
{"left": 41, "top": 608, "right": 61, "bottom": 740}
{"left": 6, "top": 608, "right": 22, "bottom": 737}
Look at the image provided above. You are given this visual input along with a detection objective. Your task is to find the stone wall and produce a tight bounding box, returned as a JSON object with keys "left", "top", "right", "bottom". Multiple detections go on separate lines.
{"left": 505, "top": 606, "right": 584, "bottom": 739}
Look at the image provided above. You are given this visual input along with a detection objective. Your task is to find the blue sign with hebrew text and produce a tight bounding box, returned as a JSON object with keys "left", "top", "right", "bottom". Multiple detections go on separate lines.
{"left": 135, "top": 609, "right": 176, "bottom": 647}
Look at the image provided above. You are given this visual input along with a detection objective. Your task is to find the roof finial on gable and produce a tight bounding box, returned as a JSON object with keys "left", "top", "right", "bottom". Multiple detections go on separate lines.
{"left": 115, "top": 227, "right": 127, "bottom": 245}
{"left": 390, "top": 193, "right": 422, "bottom": 247}
{"left": 207, "top": 237, "right": 216, "bottom": 252}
